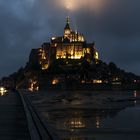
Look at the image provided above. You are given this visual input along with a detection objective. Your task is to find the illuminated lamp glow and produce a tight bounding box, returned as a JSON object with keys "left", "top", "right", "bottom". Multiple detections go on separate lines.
{"left": 96, "top": 52, "right": 99, "bottom": 59}
{"left": 52, "top": 79, "right": 59, "bottom": 85}
{"left": 81, "top": 80, "right": 85, "bottom": 84}
{"left": 71, "top": 55, "right": 81, "bottom": 59}
{"left": 93, "top": 80, "right": 102, "bottom": 84}
{"left": 52, "top": 37, "right": 56, "bottom": 40}
{"left": 42, "top": 64, "right": 49, "bottom": 70}
{"left": 0, "top": 87, "right": 7, "bottom": 96}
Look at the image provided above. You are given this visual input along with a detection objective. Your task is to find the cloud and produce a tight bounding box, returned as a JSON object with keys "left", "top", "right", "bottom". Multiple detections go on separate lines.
{"left": 0, "top": 0, "right": 140, "bottom": 77}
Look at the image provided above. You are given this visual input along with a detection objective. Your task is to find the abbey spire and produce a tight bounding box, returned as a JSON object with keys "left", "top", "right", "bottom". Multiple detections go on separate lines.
{"left": 64, "top": 17, "right": 70, "bottom": 30}
{"left": 64, "top": 17, "right": 71, "bottom": 37}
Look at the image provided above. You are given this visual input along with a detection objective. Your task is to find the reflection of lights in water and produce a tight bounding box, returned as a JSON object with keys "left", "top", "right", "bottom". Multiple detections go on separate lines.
{"left": 133, "top": 90, "right": 137, "bottom": 105}
{"left": 96, "top": 116, "right": 100, "bottom": 128}
{"left": 134, "top": 90, "right": 137, "bottom": 98}
{"left": 62, "top": 118, "right": 85, "bottom": 129}
{"left": 70, "top": 118, "right": 85, "bottom": 128}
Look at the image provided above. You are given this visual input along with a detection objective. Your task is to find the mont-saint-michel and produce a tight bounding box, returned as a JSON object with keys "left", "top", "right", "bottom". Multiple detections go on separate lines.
{"left": 1, "top": 17, "right": 140, "bottom": 91}
{"left": 1, "top": 1, "right": 140, "bottom": 140}
{"left": 0, "top": 12, "right": 140, "bottom": 140}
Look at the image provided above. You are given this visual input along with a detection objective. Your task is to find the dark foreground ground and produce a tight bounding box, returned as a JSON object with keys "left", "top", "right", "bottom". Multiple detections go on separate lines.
{"left": 0, "top": 91, "right": 30, "bottom": 140}
{"left": 1, "top": 90, "right": 140, "bottom": 140}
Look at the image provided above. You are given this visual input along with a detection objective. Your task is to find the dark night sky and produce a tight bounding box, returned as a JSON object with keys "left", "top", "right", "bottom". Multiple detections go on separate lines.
{"left": 0, "top": 0, "right": 140, "bottom": 78}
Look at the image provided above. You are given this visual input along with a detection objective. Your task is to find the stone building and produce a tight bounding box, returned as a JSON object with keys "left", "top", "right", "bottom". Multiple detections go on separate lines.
{"left": 29, "top": 17, "right": 99, "bottom": 70}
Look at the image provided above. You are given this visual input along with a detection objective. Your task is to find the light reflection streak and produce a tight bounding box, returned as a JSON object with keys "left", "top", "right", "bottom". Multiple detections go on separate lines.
{"left": 55, "top": 111, "right": 104, "bottom": 131}
{"left": 134, "top": 90, "right": 137, "bottom": 98}
{"left": 96, "top": 116, "right": 100, "bottom": 128}
{"left": 62, "top": 118, "right": 86, "bottom": 130}
{"left": 133, "top": 90, "right": 137, "bottom": 105}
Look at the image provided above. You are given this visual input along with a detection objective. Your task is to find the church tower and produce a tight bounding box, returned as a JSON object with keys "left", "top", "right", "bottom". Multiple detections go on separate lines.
{"left": 64, "top": 17, "right": 71, "bottom": 38}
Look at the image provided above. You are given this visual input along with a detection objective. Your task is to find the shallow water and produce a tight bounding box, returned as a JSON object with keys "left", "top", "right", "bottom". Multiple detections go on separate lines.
{"left": 27, "top": 90, "right": 140, "bottom": 140}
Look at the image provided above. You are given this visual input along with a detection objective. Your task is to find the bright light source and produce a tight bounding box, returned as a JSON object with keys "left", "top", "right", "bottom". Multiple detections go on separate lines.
{"left": 52, "top": 79, "right": 59, "bottom": 85}
{"left": 28, "top": 80, "right": 39, "bottom": 92}
{"left": 0, "top": 87, "right": 4, "bottom": 91}
{"left": 0, "top": 87, "right": 7, "bottom": 96}
{"left": 52, "top": 37, "right": 56, "bottom": 40}
{"left": 93, "top": 80, "right": 102, "bottom": 84}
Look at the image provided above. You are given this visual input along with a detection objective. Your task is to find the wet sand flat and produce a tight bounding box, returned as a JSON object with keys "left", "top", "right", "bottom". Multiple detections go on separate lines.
{"left": 25, "top": 90, "right": 140, "bottom": 140}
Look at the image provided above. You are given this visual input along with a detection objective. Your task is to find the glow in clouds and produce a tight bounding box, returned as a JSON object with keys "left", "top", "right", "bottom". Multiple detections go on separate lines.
{"left": 60, "top": 0, "right": 105, "bottom": 12}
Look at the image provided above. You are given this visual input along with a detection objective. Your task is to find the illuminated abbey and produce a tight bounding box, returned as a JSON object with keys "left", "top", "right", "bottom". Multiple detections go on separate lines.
{"left": 29, "top": 17, "right": 99, "bottom": 70}
{"left": 5, "top": 18, "right": 139, "bottom": 91}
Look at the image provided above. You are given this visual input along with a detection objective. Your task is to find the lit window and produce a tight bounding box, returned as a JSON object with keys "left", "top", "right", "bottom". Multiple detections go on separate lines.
{"left": 52, "top": 79, "right": 59, "bottom": 85}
